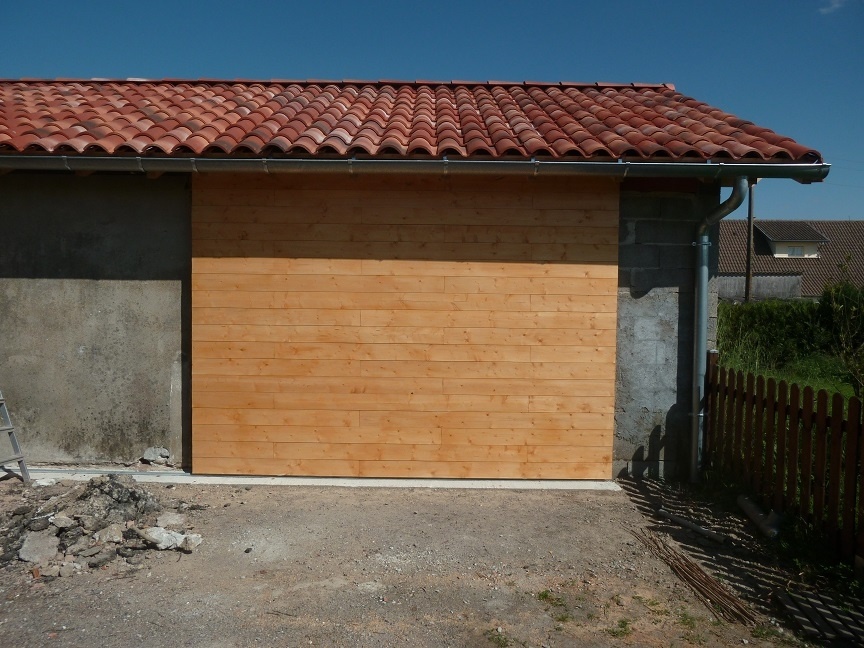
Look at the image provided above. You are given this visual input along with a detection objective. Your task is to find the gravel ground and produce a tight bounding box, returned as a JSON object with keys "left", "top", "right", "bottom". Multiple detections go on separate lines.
{"left": 0, "top": 474, "right": 810, "bottom": 647}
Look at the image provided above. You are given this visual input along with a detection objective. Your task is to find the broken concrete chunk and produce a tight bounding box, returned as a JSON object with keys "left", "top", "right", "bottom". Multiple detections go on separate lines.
{"left": 156, "top": 512, "right": 187, "bottom": 528}
{"left": 94, "top": 523, "right": 125, "bottom": 544}
{"left": 138, "top": 526, "right": 202, "bottom": 552}
{"left": 142, "top": 447, "right": 171, "bottom": 464}
{"left": 50, "top": 514, "right": 76, "bottom": 529}
{"left": 18, "top": 530, "right": 60, "bottom": 564}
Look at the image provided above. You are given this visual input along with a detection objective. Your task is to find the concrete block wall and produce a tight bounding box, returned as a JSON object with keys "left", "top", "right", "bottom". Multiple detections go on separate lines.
{"left": 0, "top": 173, "right": 190, "bottom": 465}
{"left": 614, "top": 183, "right": 720, "bottom": 479}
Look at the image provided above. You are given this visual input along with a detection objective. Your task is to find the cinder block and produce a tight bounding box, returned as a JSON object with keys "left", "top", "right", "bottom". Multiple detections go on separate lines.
{"left": 618, "top": 243, "right": 660, "bottom": 270}
{"left": 630, "top": 268, "right": 693, "bottom": 292}
{"left": 636, "top": 219, "right": 697, "bottom": 245}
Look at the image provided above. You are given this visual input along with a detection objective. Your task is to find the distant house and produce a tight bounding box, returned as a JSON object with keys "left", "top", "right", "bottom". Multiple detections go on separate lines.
{"left": 719, "top": 220, "right": 864, "bottom": 300}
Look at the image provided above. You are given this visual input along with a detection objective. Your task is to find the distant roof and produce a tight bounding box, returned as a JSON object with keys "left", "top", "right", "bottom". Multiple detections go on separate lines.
{"left": 719, "top": 220, "right": 864, "bottom": 297}
{"left": 754, "top": 221, "right": 828, "bottom": 243}
{"left": 0, "top": 79, "right": 824, "bottom": 162}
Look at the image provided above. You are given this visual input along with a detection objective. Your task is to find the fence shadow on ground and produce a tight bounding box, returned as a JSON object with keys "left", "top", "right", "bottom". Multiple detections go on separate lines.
{"left": 619, "top": 477, "right": 798, "bottom": 616}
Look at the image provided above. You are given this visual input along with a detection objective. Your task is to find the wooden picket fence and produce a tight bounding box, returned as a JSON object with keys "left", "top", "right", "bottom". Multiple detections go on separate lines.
{"left": 704, "top": 351, "right": 864, "bottom": 563}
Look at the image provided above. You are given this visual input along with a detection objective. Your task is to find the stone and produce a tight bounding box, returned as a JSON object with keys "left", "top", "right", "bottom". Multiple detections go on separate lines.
{"left": 66, "top": 537, "right": 92, "bottom": 555}
{"left": 78, "top": 546, "right": 101, "bottom": 558}
{"left": 18, "top": 530, "right": 60, "bottom": 564}
{"left": 41, "top": 564, "right": 60, "bottom": 577}
{"left": 27, "top": 517, "right": 51, "bottom": 532}
{"left": 50, "top": 514, "right": 76, "bottom": 529}
{"left": 138, "top": 526, "right": 202, "bottom": 551}
{"left": 88, "top": 549, "right": 116, "bottom": 569}
{"left": 76, "top": 515, "right": 103, "bottom": 531}
{"left": 94, "top": 523, "right": 125, "bottom": 544}
{"left": 156, "top": 512, "right": 187, "bottom": 528}
{"left": 142, "top": 447, "right": 170, "bottom": 464}
{"left": 58, "top": 563, "right": 79, "bottom": 577}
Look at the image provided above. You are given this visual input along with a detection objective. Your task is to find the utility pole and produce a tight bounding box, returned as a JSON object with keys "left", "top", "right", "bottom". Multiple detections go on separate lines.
{"left": 744, "top": 179, "right": 756, "bottom": 302}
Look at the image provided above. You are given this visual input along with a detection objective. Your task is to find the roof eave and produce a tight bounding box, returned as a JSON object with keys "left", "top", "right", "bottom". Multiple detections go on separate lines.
{"left": 0, "top": 155, "right": 831, "bottom": 183}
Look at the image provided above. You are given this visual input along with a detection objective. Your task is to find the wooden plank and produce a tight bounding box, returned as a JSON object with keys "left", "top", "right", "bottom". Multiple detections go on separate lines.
{"left": 814, "top": 390, "right": 829, "bottom": 532}
{"left": 194, "top": 424, "right": 442, "bottom": 445}
{"left": 193, "top": 204, "right": 618, "bottom": 229}
{"left": 857, "top": 397, "right": 864, "bottom": 558}
{"left": 192, "top": 307, "right": 361, "bottom": 327}
{"left": 358, "top": 360, "right": 615, "bottom": 380}
{"left": 742, "top": 372, "right": 755, "bottom": 491}
{"left": 358, "top": 410, "right": 611, "bottom": 430}
{"left": 192, "top": 358, "right": 364, "bottom": 377}
{"left": 194, "top": 441, "right": 275, "bottom": 459}
{"left": 774, "top": 381, "right": 789, "bottom": 512}
{"left": 763, "top": 378, "right": 777, "bottom": 507}
{"left": 354, "top": 460, "right": 610, "bottom": 479}
{"left": 441, "top": 428, "right": 610, "bottom": 446}
{"left": 358, "top": 310, "right": 617, "bottom": 330}
{"left": 800, "top": 386, "right": 815, "bottom": 520}
{"left": 191, "top": 324, "right": 617, "bottom": 346}
{"left": 529, "top": 346, "right": 615, "bottom": 364}
{"left": 752, "top": 375, "right": 766, "bottom": 495}
{"left": 271, "top": 393, "right": 530, "bottom": 413}
{"left": 193, "top": 273, "right": 447, "bottom": 294}
{"left": 826, "top": 392, "right": 845, "bottom": 546}
{"left": 193, "top": 408, "right": 360, "bottom": 427}
{"left": 714, "top": 367, "right": 730, "bottom": 474}
{"left": 444, "top": 275, "right": 616, "bottom": 297}
{"left": 527, "top": 396, "right": 615, "bottom": 414}
{"left": 272, "top": 442, "right": 523, "bottom": 462}
{"left": 529, "top": 294, "right": 617, "bottom": 313}
{"left": 526, "top": 445, "right": 611, "bottom": 463}
{"left": 193, "top": 457, "right": 362, "bottom": 477}
{"left": 786, "top": 384, "right": 801, "bottom": 513}
{"left": 192, "top": 221, "right": 620, "bottom": 245}
{"left": 193, "top": 257, "right": 364, "bottom": 275}
{"left": 443, "top": 378, "right": 615, "bottom": 397}
{"left": 192, "top": 391, "right": 276, "bottom": 409}
{"left": 722, "top": 368, "right": 736, "bottom": 475}
{"left": 360, "top": 259, "right": 619, "bottom": 279}
{"left": 195, "top": 341, "right": 534, "bottom": 363}
{"left": 732, "top": 371, "right": 745, "bottom": 482}
{"left": 841, "top": 397, "right": 861, "bottom": 560}
{"left": 193, "top": 375, "right": 444, "bottom": 395}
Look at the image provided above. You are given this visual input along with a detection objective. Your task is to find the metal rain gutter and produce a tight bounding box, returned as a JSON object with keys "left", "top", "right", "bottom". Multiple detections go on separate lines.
{"left": 690, "top": 176, "right": 749, "bottom": 483}
{"left": 0, "top": 155, "right": 831, "bottom": 182}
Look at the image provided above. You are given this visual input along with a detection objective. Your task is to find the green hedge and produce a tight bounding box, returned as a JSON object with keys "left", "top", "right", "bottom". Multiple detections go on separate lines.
{"left": 717, "top": 299, "right": 827, "bottom": 370}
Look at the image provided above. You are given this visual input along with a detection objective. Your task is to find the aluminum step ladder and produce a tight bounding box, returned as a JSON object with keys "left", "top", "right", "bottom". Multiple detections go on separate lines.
{"left": 0, "top": 389, "right": 30, "bottom": 484}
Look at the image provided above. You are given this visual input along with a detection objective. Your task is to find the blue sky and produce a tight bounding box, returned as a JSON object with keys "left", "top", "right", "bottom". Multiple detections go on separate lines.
{"left": 2, "top": 0, "right": 862, "bottom": 220}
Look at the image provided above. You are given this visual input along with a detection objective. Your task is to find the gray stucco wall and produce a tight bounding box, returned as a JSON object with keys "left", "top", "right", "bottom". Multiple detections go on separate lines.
{"left": 718, "top": 275, "right": 802, "bottom": 301}
{"left": 0, "top": 173, "right": 190, "bottom": 465}
{"left": 615, "top": 183, "right": 720, "bottom": 479}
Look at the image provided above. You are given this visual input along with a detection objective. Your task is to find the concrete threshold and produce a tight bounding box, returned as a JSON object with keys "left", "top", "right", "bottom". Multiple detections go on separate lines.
{"left": 7, "top": 465, "right": 621, "bottom": 491}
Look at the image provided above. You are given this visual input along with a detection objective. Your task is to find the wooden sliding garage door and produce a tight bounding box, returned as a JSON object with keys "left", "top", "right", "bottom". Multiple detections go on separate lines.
{"left": 191, "top": 174, "right": 618, "bottom": 478}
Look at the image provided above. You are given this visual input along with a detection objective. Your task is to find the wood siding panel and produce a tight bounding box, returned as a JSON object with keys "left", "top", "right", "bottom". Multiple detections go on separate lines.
{"left": 192, "top": 174, "right": 618, "bottom": 478}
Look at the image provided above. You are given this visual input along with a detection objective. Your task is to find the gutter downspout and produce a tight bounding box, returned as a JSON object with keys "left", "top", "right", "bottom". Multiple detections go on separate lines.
{"left": 691, "top": 176, "right": 749, "bottom": 483}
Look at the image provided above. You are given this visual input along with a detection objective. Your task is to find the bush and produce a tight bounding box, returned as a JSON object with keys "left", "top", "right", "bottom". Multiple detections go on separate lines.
{"left": 717, "top": 300, "right": 826, "bottom": 372}
{"left": 818, "top": 280, "right": 864, "bottom": 396}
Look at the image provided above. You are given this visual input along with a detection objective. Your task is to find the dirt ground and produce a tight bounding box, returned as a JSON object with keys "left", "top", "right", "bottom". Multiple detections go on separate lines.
{"left": 0, "top": 473, "right": 810, "bottom": 648}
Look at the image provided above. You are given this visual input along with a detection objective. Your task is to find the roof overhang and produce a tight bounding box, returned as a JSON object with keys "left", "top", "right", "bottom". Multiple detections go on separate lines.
{"left": 0, "top": 156, "right": 831, "bottom": 184}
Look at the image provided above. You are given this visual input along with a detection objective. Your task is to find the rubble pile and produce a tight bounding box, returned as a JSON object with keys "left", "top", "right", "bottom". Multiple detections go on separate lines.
{"left": 0, "top": 475, "right": 202, "bottom": 578}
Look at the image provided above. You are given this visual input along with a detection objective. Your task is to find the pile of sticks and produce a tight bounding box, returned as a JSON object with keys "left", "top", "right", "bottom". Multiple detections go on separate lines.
{"left": 632, "top": 527, "right": 757, "bottom": 625}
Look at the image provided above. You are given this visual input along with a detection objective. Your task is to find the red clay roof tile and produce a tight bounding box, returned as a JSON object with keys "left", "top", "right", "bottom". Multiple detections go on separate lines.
{"left": 0, "top": 79, "right": 822, "bottom": 162}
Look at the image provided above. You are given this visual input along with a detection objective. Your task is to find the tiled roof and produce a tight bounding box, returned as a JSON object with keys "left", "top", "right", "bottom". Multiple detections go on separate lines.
{"left": 0, "top": 79, "right": 823, "bottom": 162}
{"left": 754, "top": 221, "right": 828, "bottom": 243}
{"left": 719, "top": 220, "right": 864, "bottom": 298}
